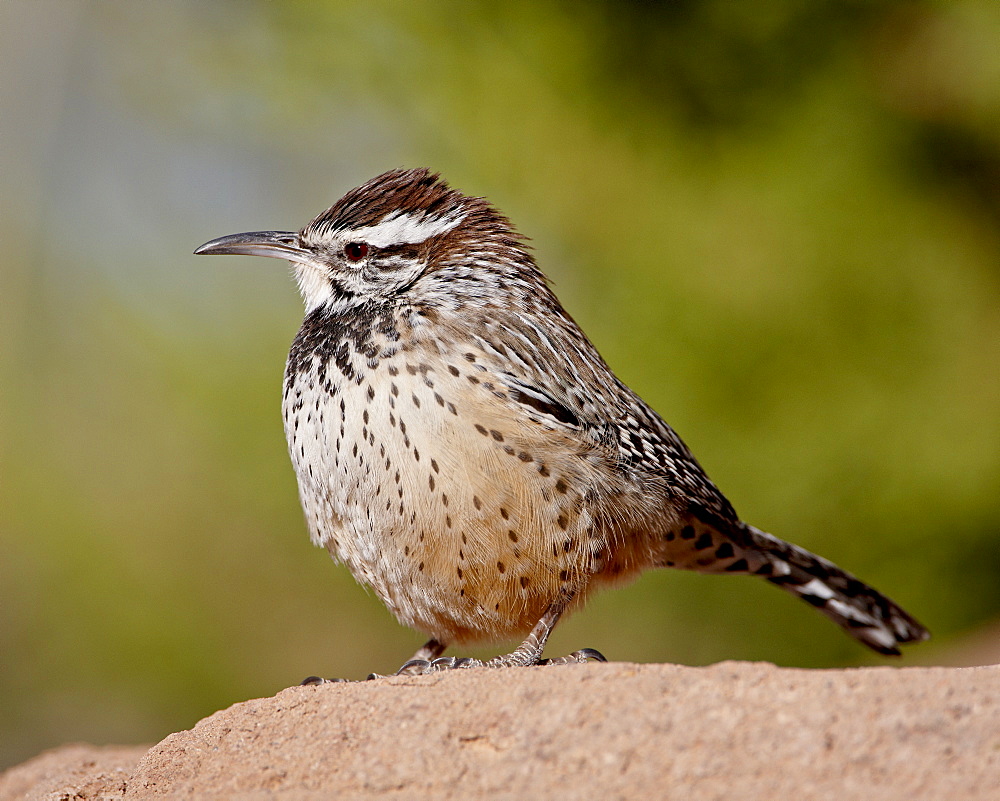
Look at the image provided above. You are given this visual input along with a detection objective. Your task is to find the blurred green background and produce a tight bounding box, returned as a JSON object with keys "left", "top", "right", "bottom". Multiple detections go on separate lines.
{"left": 2, "top": 0, "right": 998, "bottom": 770}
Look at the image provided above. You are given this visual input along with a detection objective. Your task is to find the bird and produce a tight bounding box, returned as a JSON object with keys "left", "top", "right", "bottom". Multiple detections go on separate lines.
{"left": 195, "top": 167, "right": 929, "bottom": 676}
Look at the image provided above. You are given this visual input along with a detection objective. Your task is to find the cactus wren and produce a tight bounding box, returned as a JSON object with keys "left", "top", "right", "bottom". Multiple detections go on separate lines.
{"left": 195, "top": 168, "right": 929, "bottom": 674}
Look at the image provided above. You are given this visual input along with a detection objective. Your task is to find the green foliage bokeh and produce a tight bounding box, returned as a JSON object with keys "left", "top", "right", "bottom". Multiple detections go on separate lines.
{"left": 1, "top": 0, "right": 998, "bottom": 769}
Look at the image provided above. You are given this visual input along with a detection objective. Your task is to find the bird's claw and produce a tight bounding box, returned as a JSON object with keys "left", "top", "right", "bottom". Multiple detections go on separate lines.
{"left": 538, "top": 648, "right": 607, "bottom": 666}
{"left": 300, "top": 675, "right": 348, "bottom": 685}
{"left": 394, "top": 658, "right": 431, "bottom": 675}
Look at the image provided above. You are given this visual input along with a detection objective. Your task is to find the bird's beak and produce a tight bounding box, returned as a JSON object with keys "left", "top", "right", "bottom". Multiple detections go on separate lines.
{"left": 193, "top": 230, "right": 315, "bottom": 267}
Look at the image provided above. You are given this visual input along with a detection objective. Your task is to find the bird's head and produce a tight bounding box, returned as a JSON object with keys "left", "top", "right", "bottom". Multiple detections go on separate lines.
{"left": 195, "top": 168, "right": 544, "bottom": 315}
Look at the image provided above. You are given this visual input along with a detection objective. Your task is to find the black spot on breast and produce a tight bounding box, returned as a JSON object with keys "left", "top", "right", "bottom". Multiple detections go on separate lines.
{"left": 331, "top": 343, "right": 352, "bottom": 380}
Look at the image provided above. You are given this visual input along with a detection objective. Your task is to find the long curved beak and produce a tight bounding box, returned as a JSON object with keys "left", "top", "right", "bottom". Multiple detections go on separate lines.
{"left": 193, "top": 231, "right": 314, "bottom": 267}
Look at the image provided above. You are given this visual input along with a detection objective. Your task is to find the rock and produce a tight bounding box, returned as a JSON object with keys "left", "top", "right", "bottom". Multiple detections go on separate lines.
{"left": 0, "top": 744, "right": 148, "bottom": 801}
{"left": 3, "top": 662, "right": 999, "bottom": 800}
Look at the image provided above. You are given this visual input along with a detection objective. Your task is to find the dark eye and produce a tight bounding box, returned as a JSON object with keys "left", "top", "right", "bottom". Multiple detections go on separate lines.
{"left": 344, "top": 242, "right": 369, "bottom": 261}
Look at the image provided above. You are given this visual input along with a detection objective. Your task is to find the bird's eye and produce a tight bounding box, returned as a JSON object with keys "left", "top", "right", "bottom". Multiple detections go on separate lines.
{"left": 344, "top": 242, "right": 369, "bottom": 261}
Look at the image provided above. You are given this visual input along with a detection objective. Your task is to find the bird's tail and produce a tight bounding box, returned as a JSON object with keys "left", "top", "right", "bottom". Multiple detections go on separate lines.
{"left": 658, "top": 513, "right": 930, "bottom": 654}
{"left": 737, "top": 524, "right": 930, "bottom": 655}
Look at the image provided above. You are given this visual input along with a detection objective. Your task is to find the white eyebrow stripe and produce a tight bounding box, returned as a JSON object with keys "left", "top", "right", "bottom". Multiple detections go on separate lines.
{"left": 348, "top": 211, "right": 466, "bottom": 247}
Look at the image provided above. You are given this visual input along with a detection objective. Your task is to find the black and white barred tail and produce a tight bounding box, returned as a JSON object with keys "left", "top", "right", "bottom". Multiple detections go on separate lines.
{"left": 738, "top": 524, "right": 930, "bottom": 655}
{"left": 662, "top": 514, "right": 930, "bottom": 655}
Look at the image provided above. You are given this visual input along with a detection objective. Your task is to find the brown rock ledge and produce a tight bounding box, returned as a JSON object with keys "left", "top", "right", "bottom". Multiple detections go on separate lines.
{"left": 0, "top": 744, "right": 149, "bottom": 801}
{"left": 2, "top": 662, "right": 998, "bottom": 800}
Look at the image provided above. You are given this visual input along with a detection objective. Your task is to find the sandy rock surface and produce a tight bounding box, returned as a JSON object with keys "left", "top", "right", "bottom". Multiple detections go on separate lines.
{"left": 0, "top": 744, "right": 149, "bottom": 801}
{"left": 2, "top": 661, "right": 998, "bottom": 800}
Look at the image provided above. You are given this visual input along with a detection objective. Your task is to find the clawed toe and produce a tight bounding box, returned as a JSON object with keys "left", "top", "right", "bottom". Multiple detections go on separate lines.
{"left": 538, "top": 648, "right": 607, "bottom": 666}
{"left": 394, "top": 656, "right": 483, "bottom": 675}
{"left": 394, "top": 658, "right": 431, "bottom": 675}
{"left": 300, "top": 675, "right": 348, "bottom": 685}
{"left": 432, "top": 656, "right": 482, "bottom": 670}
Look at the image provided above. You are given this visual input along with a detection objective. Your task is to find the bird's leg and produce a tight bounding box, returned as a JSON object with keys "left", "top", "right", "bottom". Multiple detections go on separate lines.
{"left": 482, "top": 603, "right": 565, "bottom": 667}
{"left": 362, "top": 639, "right": 449, "bottom": 680}
{"left": 409, "top": 638, "right": 448, "bottom": 662}
{"left": 392, "top": 595, "right": 606, "bottom": 675}
{"left": 303, "top": 638, "right": 450, "bottom": 684}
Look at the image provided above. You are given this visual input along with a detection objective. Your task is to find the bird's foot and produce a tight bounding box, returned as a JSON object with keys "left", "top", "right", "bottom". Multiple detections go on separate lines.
{"left": 383, "top": 647, "right": 606, "bottom": 676}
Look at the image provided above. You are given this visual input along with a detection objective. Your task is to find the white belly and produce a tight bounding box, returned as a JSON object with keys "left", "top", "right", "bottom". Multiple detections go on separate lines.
{"left": 282, "top": 349, "right": 607, "bottom": 644}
